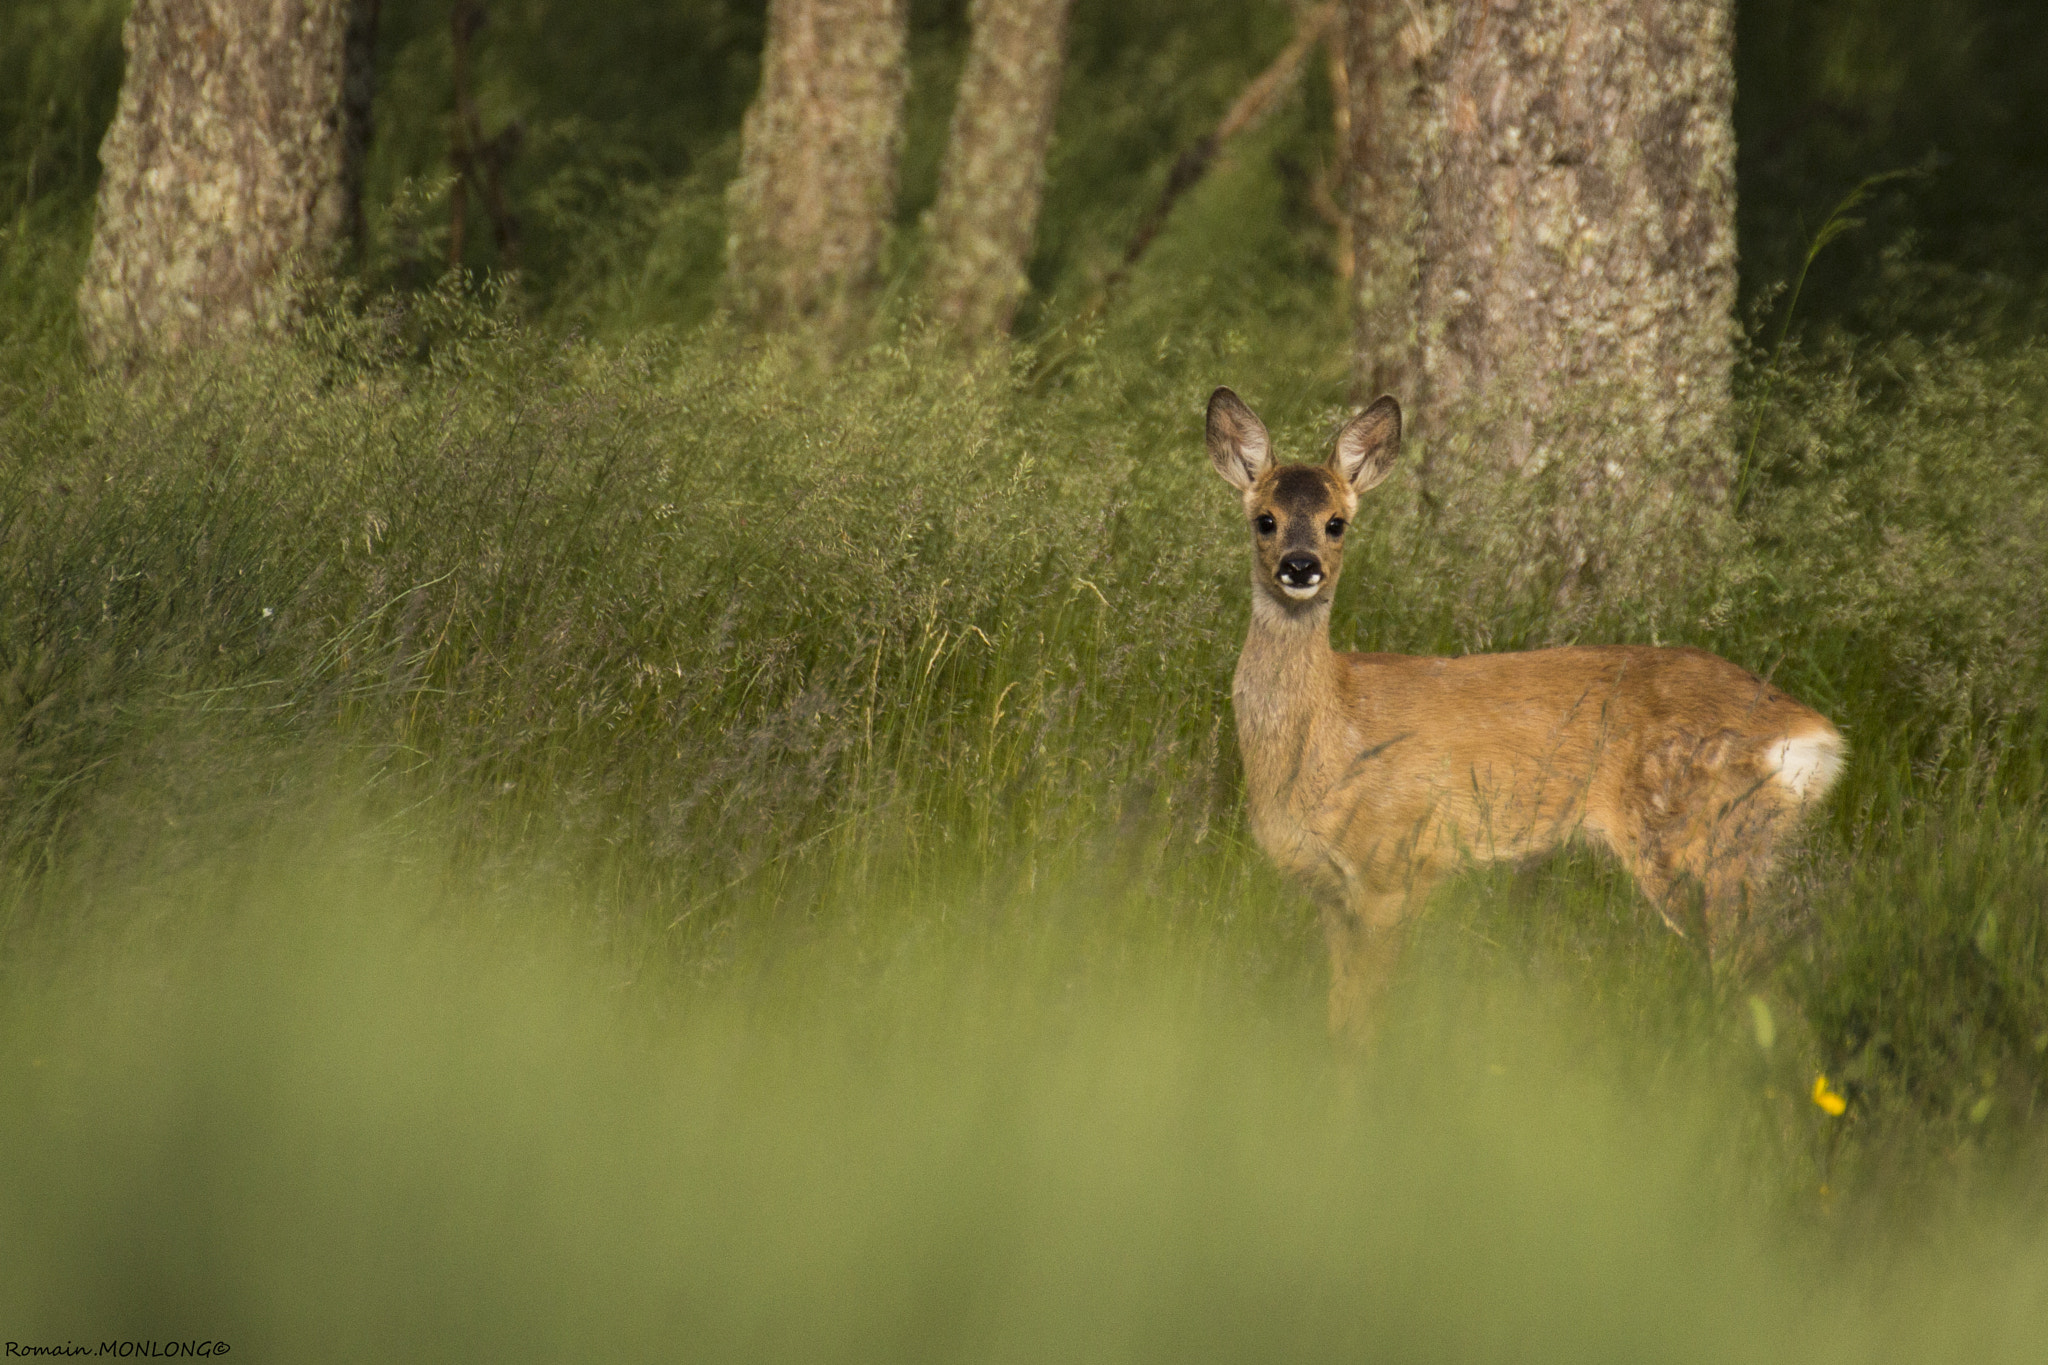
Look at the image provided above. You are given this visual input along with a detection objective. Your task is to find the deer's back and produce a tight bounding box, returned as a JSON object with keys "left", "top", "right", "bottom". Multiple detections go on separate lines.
{"left": 1277, "top": 644, "right": 1839, "bottom": 888}
{"left": 1340, "top": 644, "right": 1822, "bottom": 743}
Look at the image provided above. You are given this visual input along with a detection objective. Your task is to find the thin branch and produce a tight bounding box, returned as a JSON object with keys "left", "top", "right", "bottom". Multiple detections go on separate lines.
{"left": 1110, "top": 3, "right": 1335, "bottom": 286}
{"left": 1031, "top": 4, "right": 1335, "bottom": 385}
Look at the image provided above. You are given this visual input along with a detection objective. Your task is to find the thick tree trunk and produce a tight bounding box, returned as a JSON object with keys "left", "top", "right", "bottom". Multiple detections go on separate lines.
{"left": 924, "top": 0, "right": 1073, "bottom": 341}
{"left": 78, "top": 0, "right": 380, "bottom": 363}
{"left": 1351, "top": 0, "right": 1738, "bottom": 606}
{"left": 724, "top": 0, "right": 909, "bottom": 335}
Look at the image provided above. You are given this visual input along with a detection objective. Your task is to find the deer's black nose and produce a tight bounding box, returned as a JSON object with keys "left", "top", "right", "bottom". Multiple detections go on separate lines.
{"left": 1276, "top": 553, "right": 1323, "bottom": 588}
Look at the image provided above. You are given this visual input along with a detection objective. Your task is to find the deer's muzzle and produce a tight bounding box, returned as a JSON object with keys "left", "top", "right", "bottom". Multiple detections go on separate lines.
{"left": 1276, "top": 553, "right": 1324, "bottom": 598}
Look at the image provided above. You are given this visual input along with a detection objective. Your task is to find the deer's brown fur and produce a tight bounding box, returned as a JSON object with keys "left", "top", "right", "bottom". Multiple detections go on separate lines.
{"left": 1208, "top": 387, "right": 1844, "bottom": 1038}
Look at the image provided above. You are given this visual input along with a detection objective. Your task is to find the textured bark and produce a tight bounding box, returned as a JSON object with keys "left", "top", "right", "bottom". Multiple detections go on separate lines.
{"left": 724, "top": 0, "right": 909, "bottom": 334}
{"left": 924, "top": 0, "right": 1073, "bottom": 341}
{"left": 79, "top": 0, "right": 380, "bottom": 362}
{"left": 1350, "top": 0, "right": 1739, "bottom": 604}
{"left": 1415, "top": 0, "right": 1737, "bottom": 481}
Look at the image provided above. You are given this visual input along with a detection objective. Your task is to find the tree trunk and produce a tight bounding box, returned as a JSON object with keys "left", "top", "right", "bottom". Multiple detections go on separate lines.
{"left": 724, "top": 0, "right": 909, "bottom": 335}
{"left": 924, "top": 0, "right": 1073, "bottom": 342}
{"left": 78, "top": 0, "right": 380, "bottom": 363}
{"left": 1351, "top": 0, "right": 1739, "bottom": 608}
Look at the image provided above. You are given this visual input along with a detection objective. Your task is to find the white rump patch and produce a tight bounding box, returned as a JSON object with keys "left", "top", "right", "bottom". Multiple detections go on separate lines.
{"left": 1766, "top": 729, "right": 1846, "bottom": 803}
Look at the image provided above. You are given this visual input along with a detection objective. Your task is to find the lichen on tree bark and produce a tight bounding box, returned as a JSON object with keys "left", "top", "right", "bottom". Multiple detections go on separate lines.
{"left": 924, "top": 0, "right": 1074, "bottom": 342}
{"left": 78, "top": 0, "right": 380, "bottom": 363}
{"left": 724, "top": 0, "right": 909, "bottom": 336}
{"left": 1351, "top": 0, "right": 1739, "bottom": 611}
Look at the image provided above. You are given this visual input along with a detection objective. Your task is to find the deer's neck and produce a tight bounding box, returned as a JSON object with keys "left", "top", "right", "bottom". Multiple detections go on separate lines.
{"left": 1232, "top": 586, "right": 1337, "bottom": 743}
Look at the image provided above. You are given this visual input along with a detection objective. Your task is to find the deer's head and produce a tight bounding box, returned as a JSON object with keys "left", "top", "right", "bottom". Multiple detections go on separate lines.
{"left": 1206, "top": 387, "right": 1402, "bottom": 611}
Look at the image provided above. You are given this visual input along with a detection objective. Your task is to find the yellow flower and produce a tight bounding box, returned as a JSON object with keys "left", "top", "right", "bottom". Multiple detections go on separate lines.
{"left": 1812, "top": 1074, "right": 1848, "bottom": 1116}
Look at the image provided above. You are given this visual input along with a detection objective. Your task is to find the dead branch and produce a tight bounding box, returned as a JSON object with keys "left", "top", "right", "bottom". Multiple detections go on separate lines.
{"left": 1031, "top": 4, "right": 1335, "bottom": 386}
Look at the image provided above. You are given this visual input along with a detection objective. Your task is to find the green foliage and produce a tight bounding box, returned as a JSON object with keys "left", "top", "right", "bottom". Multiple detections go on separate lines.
{"left": 0, "top": 295, "right": 1275, "bottom": 908}
{"left": 1737, "top": 0, "right": 2048, "bottom": 332}
{"left": 1, "top": 0, "right": 2046, "bottom": 1345}
{"left": 0, "top": 0, "right": 125, "bottom": 219}
{"left": 1738, "top": 330, "right": 2048, "bottom": 746}
{"left": 1736, "top": 166, "right": 1933, "bottom": 513}
{"left": 3, "top": 280, "right": 2043, "bottom": 1145}
{"left": 356, "top": 0, "right": 1316, "bottom": 339}
{"left": 361, "top": 0, "right": 764, "bottom": 307}
{"left": 0, "top": 0, "right": 123, "bottom": 373}
{"left": 5, "top": 831, "right": 2048, "bottom": 1360}
{"left": 1798, "top": 791, "right": 2048, "bottom": 1163}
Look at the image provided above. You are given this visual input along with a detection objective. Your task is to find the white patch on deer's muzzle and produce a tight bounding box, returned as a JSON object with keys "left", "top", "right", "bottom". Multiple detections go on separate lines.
{"left": 1281, "top": 581, "right": 1321, "bottom": 600}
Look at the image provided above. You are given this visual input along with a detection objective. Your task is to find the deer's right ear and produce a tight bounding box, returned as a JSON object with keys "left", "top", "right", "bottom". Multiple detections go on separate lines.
{"left": 1207, "top": 387, "right": 1271, "bottom": 491}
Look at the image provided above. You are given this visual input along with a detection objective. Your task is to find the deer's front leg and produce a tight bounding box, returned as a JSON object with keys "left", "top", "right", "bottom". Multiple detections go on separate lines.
{"left": 1319, "top": 888, "right": 1415, "bottom": 1044}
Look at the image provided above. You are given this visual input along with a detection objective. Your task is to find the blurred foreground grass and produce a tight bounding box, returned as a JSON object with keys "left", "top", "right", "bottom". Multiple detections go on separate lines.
{"left": 3, "top": 816, "right": 2046, "bottom": 1363}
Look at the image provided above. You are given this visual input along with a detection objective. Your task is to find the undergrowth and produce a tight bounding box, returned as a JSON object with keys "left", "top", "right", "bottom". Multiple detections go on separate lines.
{"left": 1, "top": 281, "right": 2043, "bottom": 1178}
{"left": 1, "top": 0, "right": 2045, "bottom": 1347}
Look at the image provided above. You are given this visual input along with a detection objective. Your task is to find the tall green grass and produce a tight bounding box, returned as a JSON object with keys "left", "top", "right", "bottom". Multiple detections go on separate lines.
{"left": 2, "top": 0, "right": 2046, "bottom": 1348}
{"left": 2, "top": 286, "right": 2043, "bottom": 1160}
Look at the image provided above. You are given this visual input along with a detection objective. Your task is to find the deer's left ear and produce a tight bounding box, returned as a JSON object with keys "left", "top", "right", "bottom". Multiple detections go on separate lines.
{"left": 1332, "top": 396, "right": 1402, "bottom": 493}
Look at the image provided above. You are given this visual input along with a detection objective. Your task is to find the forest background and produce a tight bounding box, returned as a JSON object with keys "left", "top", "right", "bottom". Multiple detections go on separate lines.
{"left": 3, "top": 1, "right": 2048, "bottom": 1358}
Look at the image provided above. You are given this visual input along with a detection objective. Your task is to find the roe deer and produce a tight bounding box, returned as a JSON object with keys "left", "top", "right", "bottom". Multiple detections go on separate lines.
{"left": 1206, "top": 387, "right": 1845, "bottom": 1038}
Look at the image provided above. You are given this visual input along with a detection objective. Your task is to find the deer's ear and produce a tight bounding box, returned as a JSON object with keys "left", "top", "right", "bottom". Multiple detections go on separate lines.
{"left": 1332, "top": 396, "right": 1402, "bottom": 493}
{"left": 1207, "top": 387, "right": 1271, "bottom": 491}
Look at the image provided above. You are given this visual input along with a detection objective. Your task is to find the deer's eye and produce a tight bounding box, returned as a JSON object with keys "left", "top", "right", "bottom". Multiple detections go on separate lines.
{"left": 1254, "top": 513, "right": 1276, "bottom": 536}
{"left": 1325, "top": 517, "right": 1346, "bottom": 538}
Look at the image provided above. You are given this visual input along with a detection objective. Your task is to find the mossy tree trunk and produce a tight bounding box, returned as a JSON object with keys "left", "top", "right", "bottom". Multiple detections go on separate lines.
{"left": 78, "top": 0, "right": 380, "bottom": 363}
{"left": 724, "top": 0, "right": 909, "bottom": 336}
{"left": 924, "top": 0, "right": 1073, "bottom": 342}
{"left": 1348, "top": 0, "right": 1738, "bottom": 604}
